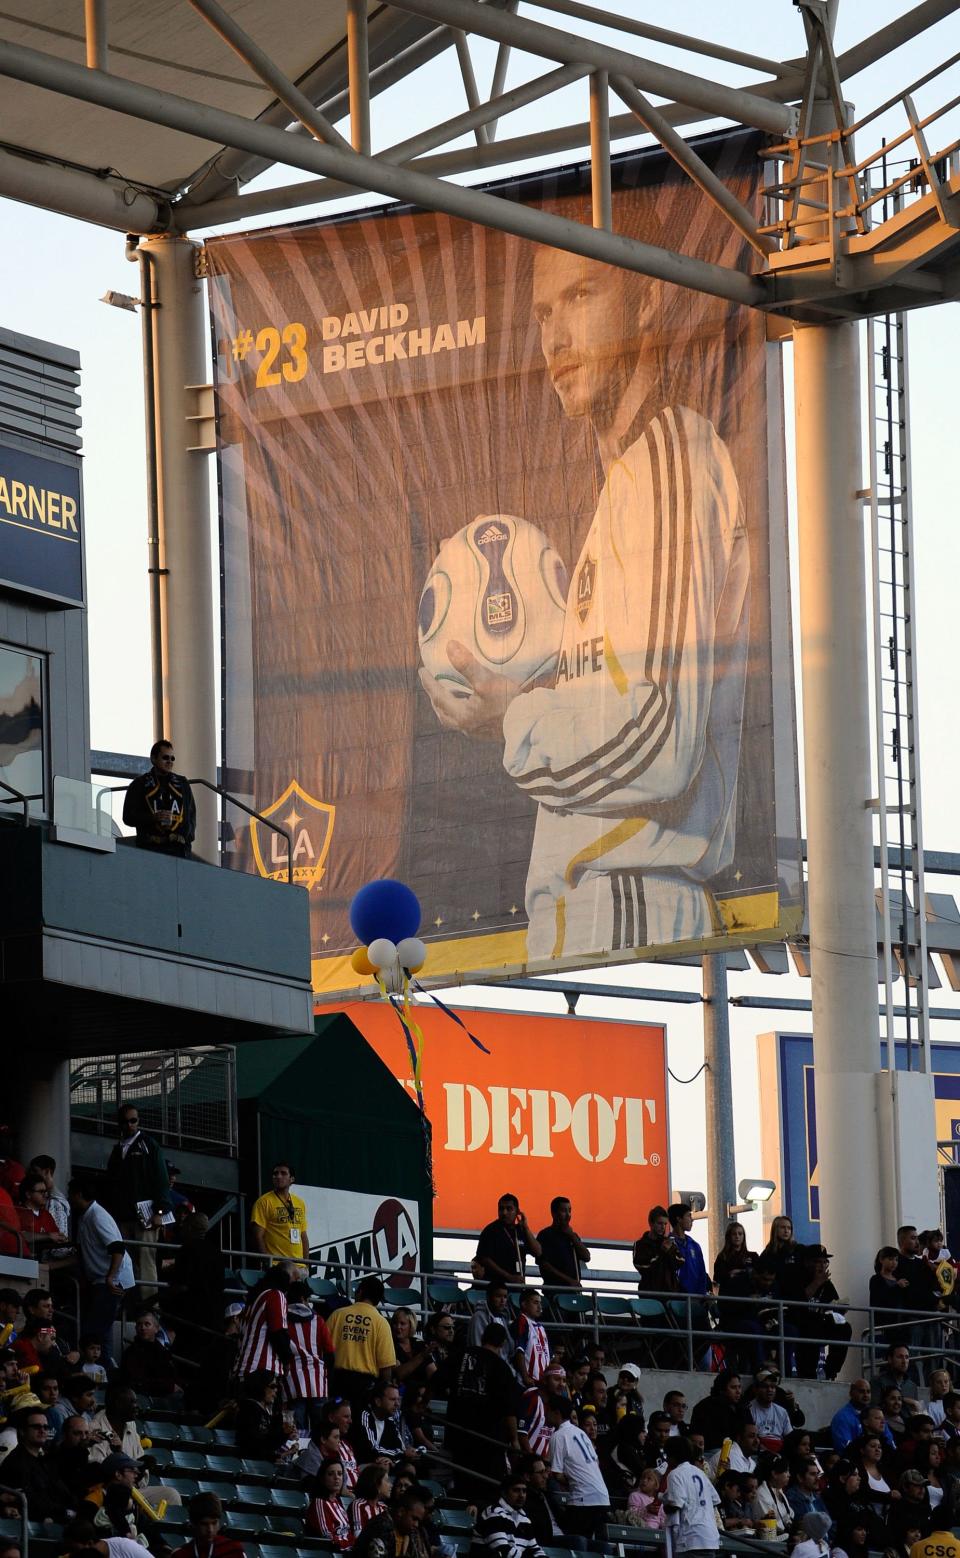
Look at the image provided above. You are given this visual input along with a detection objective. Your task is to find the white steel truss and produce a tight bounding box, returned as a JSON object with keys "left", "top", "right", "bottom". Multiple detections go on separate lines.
{"left": 0, "top": 1, "right": 957, "bottom": 321}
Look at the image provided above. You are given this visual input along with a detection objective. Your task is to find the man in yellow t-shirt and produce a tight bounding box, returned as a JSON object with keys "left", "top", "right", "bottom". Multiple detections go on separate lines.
{"left": 328, "top": 1275, "right": 397, "bottom": 1408}
{"left": 250, "top": 1163, "right": 309, "bottom": 1262}
{"left": 910, "top": 1535, "right": 960, "bottom": 1558}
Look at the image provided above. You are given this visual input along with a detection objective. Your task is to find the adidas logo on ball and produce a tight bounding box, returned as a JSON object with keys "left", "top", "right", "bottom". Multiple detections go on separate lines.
{"left": 418, "top": 514, "right": 569, "bottom": 698}
{"left": 476, "top": 523, "right": 508, "bottom": 546}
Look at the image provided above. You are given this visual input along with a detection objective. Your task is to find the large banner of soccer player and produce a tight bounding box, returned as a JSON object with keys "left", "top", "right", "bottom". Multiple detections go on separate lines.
{"left": 207, "top": 128, "right": 802, "bottom": 997}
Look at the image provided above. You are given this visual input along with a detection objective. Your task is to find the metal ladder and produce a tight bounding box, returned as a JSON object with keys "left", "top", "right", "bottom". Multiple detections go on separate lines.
{"left": 867, "top": 307, "right": 931, "bottom": 1073}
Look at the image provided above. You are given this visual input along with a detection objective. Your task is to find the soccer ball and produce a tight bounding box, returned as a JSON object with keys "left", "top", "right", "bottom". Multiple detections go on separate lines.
{"left": 417, "top": 514, "right": 568, "bottom": 698}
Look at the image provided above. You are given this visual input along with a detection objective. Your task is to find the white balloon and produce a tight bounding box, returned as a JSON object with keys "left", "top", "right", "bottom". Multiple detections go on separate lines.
{"left": 397, "top": 936, "right": 427, "bottom": 971}
{"left": 368, "top": 937, "right": 398, "bottom": 969}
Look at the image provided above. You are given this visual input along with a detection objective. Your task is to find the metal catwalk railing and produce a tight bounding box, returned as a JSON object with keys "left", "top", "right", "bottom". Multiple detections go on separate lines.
{"left": 114, "top": 1238, "right": 959, "bottom": 1381}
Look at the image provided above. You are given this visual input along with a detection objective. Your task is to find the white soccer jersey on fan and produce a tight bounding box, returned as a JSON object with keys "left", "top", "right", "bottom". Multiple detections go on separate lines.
{"left": 665, "top": 1461, "right": 721, "bottom": 1553}
{"left": 502, "top": 403, "right": 750, "bottom": 960}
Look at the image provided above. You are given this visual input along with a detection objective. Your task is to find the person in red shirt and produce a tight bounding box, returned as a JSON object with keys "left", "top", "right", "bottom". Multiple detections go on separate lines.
{"left": 0, "top": 1126, "right": 25, "bottom": 1200}
{"left": 171, "top": 1492, "right": 247, "bottom": 1558}
{"left": 17, "top": 1173, "right": 67, "bottom": 1259}
{"left": 0, "top": 1184, "right": 20, "bottom": 1258}
{"left": 306, "top": 1457, "right": 352, "bottom": 1549}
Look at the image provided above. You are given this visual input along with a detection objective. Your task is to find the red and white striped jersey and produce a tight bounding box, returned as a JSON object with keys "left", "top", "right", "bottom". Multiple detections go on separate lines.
{"left": 513, "top": 1313, "right": 551, "bottom": 1382}
{"left": 306, "top": 1496, "right": 351, "bottom": 1550}
{"left": 339, "top": 1439, "right": 358, "bottom": 1491}
{"left": 285, "top": 1308, "right": 334, "bottom": 1401}
{"left": 350, "top": 1497, "right": 387, "bottom": 1540}
{"left": 520, "top": 1387, "right": 552, "bottom": 1459}
{"left": 236, "top": 1287, "right": 288, "bottom": 1376}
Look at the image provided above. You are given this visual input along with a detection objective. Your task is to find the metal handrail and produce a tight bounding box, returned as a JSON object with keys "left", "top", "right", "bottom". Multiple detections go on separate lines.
{"left": 93, "top": 776, "right": 294, "bottom": 882}
{"left": 149, "top": 1240, "right": 959, "bottom": 1380}
{"left": 0, "top": 776, "right": 32, "bottom": 824}
{"left": 188, "top": 776, "right": 293, "bottom": 885}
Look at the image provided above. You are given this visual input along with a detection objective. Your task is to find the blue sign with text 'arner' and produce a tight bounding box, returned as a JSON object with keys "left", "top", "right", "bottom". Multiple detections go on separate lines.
{"left": 0, "top": 443, "right": 84, "bottom": 606}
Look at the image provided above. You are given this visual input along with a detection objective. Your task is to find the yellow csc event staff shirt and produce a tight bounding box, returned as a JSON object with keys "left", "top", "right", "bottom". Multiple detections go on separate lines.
{"left": 328, "top": 1300, "right": 397, "bottom": 1376}
{"left": 910, "top": 1536, "right": 960, "bottom": 1558}
{"left": 250, "top": 1190, "right": 309, "bottom": 1259}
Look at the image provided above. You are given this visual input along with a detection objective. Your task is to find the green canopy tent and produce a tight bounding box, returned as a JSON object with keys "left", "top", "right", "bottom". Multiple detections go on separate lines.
{"left": 235, "top": 1010, "right": 433, "bottom": 1269}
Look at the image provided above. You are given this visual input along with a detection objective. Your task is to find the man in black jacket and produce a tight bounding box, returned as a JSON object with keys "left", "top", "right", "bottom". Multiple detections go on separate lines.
{"left": 122, "top": 740, "right": 196, "bottom": 857}
{"left": 0, "top": 1403, "right": 77, "bottom": 1523}
{"left": 102, "top": 1106, "right": 170, "bottom": 1301}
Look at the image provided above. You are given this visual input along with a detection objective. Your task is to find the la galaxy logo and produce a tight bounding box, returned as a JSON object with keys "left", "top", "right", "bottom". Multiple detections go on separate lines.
{"left": 250, "top": 779, "right": 335, "bottom": 891}
{"left": 575, "top": 555, "right": 597, "bottom": 625}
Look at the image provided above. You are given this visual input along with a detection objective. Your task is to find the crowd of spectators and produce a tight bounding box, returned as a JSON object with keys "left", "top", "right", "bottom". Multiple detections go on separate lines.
{"left": 2, "top": 1142, "right": 960, "bottom": 1558}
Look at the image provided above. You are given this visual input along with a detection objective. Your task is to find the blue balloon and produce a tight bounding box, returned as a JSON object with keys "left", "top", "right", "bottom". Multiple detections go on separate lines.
{"left": 349, "top": 878, "right": 421, "bottom": 945}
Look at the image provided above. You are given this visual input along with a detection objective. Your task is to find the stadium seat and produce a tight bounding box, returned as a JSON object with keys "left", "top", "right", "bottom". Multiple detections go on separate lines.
{"left": 238, "top": 1267, "right": 265, "bottom": 1290}
{"left": 213, "top": 1428, "right": 238, "bottom": 1446}
{"left": 308, "top": 1277, "right": 341, "bottom": 1300}
{"left": 242, "top": 1457, "right": 279, "bottom": 1480}
{"left": 596, "top": 1295, "right": 634, "bottom": 1320}
{"left": 164, "top": 1477, "right": 199, "bottom": 1499}
{"left": 463, "top": 1288, "right": 486, "bottom": 1309}
{"left": 435, "top": 1509, "right": 475, "bottom": 1533}
{"left": 0, "top": 1523, "right": 22, "bottom": 1543}
{"left": 226, "top": 1484, "right": 273, "bottom": 1507}
{"left": 183, "top": 1425, "right": 215, "bottom": 1445}
{"left": 172, "top": 1449, "right": 208, "bottom": 1470}
{"left": 143, "top": 1419, "right": 182, "bottom": 1445}
{"left": 259, "top": 1545, "right": 305, "bottom": 1558}
{"left": 264, "top": 1515, "right": 305, "bottom": 1536}
{"left": 206, "top": 1454, "right": 245, "bottom": 1477}
{"left": 271, "top": 1489, "right": 309, "bottom": 1510}
{"left": 604, "top": 1525, "right": 664, "bottom": 1546}
{"left": 544, "top": 1547, "right": 580, "bottom": 1558}
{"left": 427, "top": 1279, "right": 463, "bottom": 1308}
{"left": 159, "top": 1507, "right": 191, "bottom": 1528}
{"left": 383, "top": 1285, "right": 421, "bottom": 1309}
{"left": 553, "top": 1291, "right": 593, "bottom": 1325}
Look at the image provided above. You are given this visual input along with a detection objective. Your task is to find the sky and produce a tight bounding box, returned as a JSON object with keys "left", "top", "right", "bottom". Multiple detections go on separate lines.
{"left": 1, "top": 0, "right": 958, "bottom": 1263}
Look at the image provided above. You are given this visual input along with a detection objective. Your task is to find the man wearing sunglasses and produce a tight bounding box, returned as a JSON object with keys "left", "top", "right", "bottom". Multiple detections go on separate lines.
{"left": 122, "top": 739, "right": 196, "bottom": 858}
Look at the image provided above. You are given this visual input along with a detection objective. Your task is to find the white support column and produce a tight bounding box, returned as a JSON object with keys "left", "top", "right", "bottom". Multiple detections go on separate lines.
{"left": 142, "top": 234, "right": 218, "bottom": 862}
{"left": 794, "top": 320, "right": 884, "bottom": 1310}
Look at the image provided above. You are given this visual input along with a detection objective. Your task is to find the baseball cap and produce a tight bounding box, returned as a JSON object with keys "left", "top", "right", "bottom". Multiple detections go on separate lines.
{"left": 755, "top": 1367, "right": 781, "bottom": 1383}
{"left": 804, "top": 1243, "right": 834, "bottom": 1260}
{"left": 802, "top": 1514, "right": 832, "bottom": 1541}
{"left": 901, "top": 1469, "right": 929, "bottom": 1487}
{"left": 99, "top": 1452, "right": 140, "bottom": 1478}
{"left": 618, "top": 1363, "right": 642, "bottom": 1380}
{"left": 224, "top": 1302, "right": 245, "bottom": 1318}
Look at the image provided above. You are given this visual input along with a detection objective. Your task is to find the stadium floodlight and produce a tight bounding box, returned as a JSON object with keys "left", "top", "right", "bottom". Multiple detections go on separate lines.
{"left": 738, "top": 1178, "right": 776, "bottom": 1203}
{"left": 674, "top": 1190, "right": 707, "bottom": 1215}
{"left": 100, "top": 289, "right": 140, "bottom": 312}
{"left": 727, "top": 1177, "right": 777, "bottom": 1215}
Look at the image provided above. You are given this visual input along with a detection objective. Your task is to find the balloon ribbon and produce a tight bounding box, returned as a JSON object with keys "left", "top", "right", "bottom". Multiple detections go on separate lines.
{"left": 410, "top": 980, "right": 491, "bottom": 1053}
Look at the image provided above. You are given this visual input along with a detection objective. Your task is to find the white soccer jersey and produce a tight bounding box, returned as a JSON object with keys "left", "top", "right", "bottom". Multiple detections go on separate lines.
{"left": 502, "top": 403, "right": 749, "bottom": 960}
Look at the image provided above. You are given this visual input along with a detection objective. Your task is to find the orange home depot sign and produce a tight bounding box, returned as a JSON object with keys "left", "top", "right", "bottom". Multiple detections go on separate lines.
{"left": 341, "top": 1003, "right": 668, "bottom": 1242}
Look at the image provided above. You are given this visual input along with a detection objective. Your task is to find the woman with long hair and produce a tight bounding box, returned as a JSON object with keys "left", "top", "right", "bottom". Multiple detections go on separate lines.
{"left": 391, "top": 1307, "right": 435, "bottom": 1387}
{"left": 713, "top": 1223, "right": 758, "bottom": 1351}
{"left": 751, "top": 1453, "right": 793, "bottom": 1536}
{"left": 760, "top": 1216, "right": 798, "bottom": 1278}
{"left": 689, "top": 1370, "right": 748, "bottom": 1453}
{"left": 850, "top": 1432, "right": 895, "bottom": 1519}
{"left": 305, "top": 1456, "right": 351, "bottom": 1549}
{"left": 235, "top": 1370, "right": 288, "bottom": 1460}
{"left": 350, "top": 1463, "right": 389, "bottom": 1541}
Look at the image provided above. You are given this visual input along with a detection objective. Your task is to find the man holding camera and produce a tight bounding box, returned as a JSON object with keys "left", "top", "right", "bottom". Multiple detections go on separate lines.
{"left": 475, "top": 1194, "right": 543, "bottom": 1287}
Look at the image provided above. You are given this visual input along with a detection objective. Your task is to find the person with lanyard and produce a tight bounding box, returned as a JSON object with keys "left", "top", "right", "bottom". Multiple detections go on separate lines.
{"left": 475, "top": 1193, "right": 542, "bottom": 1287}
{"left": 536, "top": 1197, "right": 591, "bottom": 1290}
{"left": 250, "top": 1162, "right": 309, "bottom": 1265}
